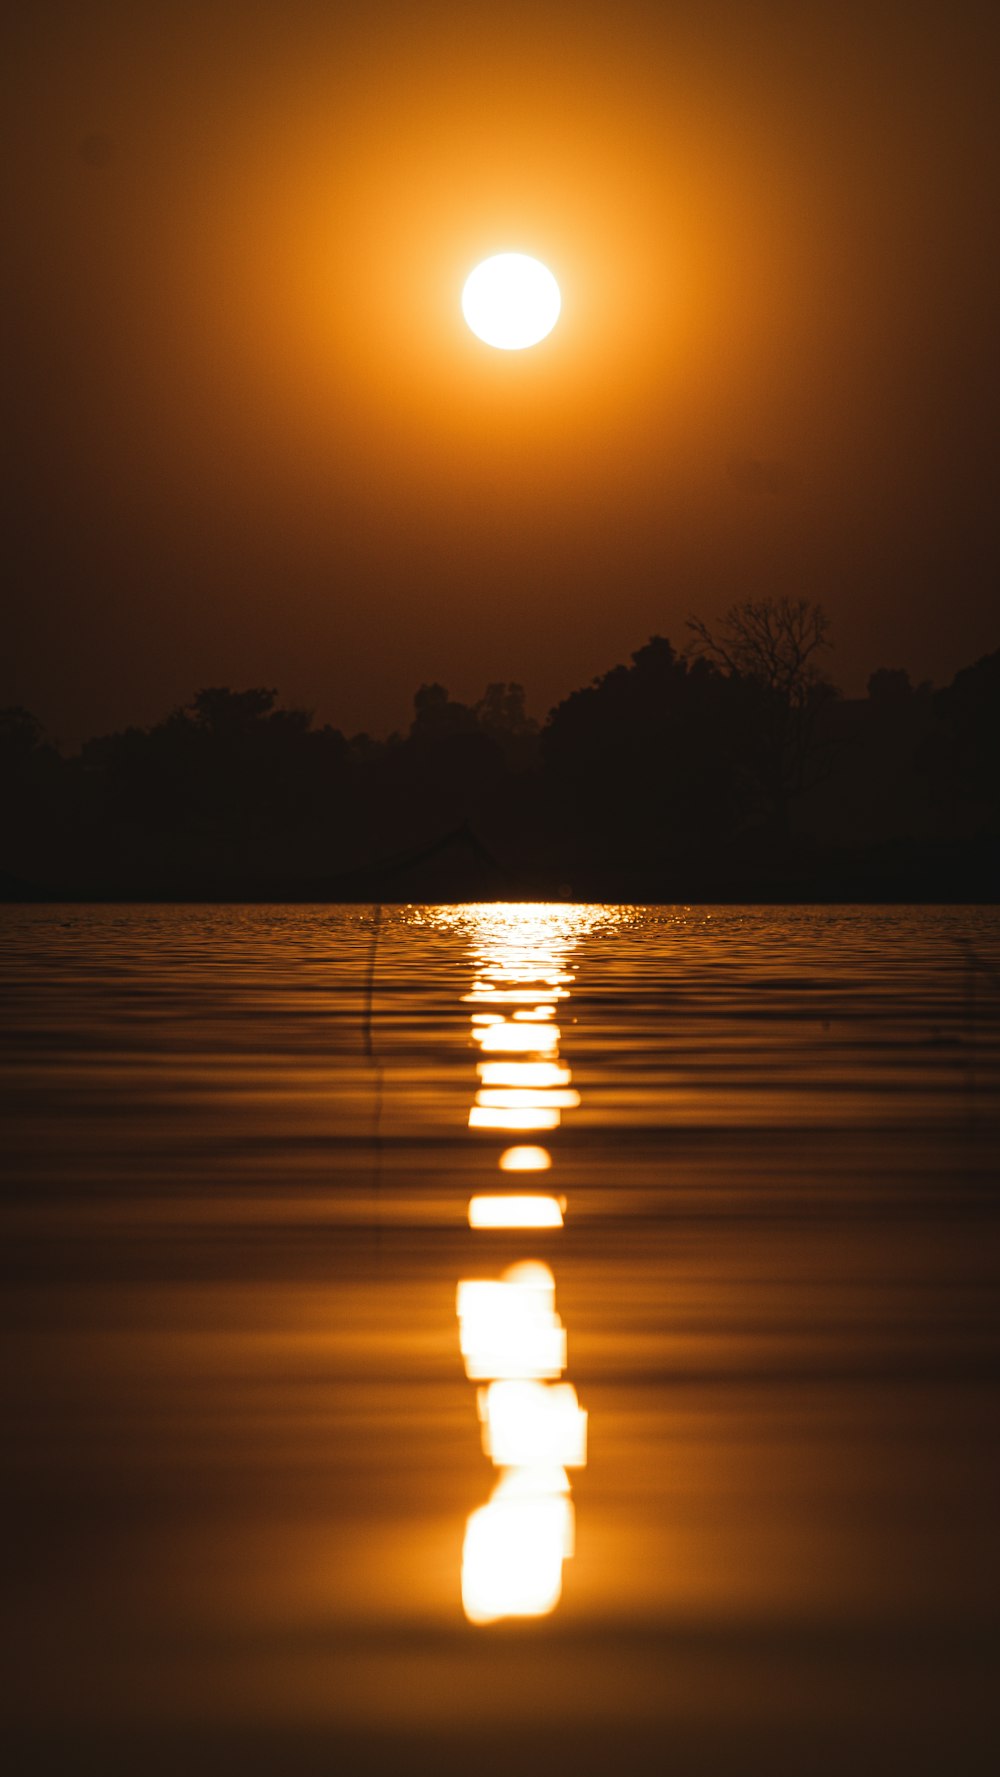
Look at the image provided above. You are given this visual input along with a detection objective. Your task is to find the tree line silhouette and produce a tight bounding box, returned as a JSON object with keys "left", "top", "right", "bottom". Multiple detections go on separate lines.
{"left": 2, "top": 600, "right": 997, "bottom": 900}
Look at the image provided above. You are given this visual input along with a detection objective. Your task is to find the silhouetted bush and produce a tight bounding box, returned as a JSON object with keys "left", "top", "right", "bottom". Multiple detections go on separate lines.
{"left": 1, "top": 622, "right": 997, "bottom": 899}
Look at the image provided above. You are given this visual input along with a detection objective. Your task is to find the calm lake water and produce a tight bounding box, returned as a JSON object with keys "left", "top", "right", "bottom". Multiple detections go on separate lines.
{"left": 2, "top": 904, "right": 999, "bottom": 1775}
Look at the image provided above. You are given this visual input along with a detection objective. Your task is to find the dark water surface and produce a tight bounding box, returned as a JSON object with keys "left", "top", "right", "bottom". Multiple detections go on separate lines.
{"left": 2, "top": 904, "right": 999, "bottom": 1775}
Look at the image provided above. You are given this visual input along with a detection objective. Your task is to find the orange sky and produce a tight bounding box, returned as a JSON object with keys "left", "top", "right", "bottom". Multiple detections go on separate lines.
{"left": 5, "top": 0, "right": 999, "bottom": 742}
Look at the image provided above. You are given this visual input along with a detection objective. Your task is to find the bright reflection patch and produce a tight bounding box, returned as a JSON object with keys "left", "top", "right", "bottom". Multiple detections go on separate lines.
{"left": 463, "top": 988, "right": 566, "bottom": 1004}
{"left": 454, "top": 904, "right": 592, "bottom": 1626}
{"left": 462, "top": 1492, "right": 572, "bottom": 1624}
{"left": 473, "top": 1022, "right": 560, "bottom": 1053}
{"left": 479, "top": 1380, "right": 587, "bottom": 1468}
{"left": 468, "top": 1106, "right": 561, "bottom": 1131}
{"left": 499, "top": 1145, "right": 552, "bottom": 1172}
{"left": 468, "top": 1194, "right": 564, "bottom": 1229}
{"left": 457, "top": 1266, "right": 565, "bottom": 1382}
{"left": 476, "top": 1088, "right": 580, "bottom": 1110}
{"left": 479, "top": 1062, "right": 570, "bottom": 1088}
{"left": 461, "top": 253, "right": 561, "bottom": 351}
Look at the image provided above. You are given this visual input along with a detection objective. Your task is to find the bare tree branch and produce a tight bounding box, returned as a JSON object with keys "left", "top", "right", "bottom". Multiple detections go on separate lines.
{"left": 686, "top": 597, "right": 832, "bottom": 706}
{"left": 685, "top": 598, "right": 835, "bottom": 829}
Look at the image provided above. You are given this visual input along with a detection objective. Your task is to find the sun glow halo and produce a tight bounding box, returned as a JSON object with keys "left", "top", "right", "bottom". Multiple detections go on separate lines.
{"left": 462, "top": 253, "right": 561, "bottom": 351}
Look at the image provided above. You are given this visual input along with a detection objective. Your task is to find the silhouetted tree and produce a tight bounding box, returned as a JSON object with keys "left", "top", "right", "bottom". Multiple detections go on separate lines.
{"left": 868, "top": 667, "right": 912, "bottom": 707}
{"left": 542, "top": 636, "right": 759, "bottom": 882}
{"left": 3, "top": 627, "right": 998, "bottom": 902}
{"left": 0, "top": 708, "right": 65, "bottom": 866}
{"left": 867, "top": 668, "right": 932, "bottom": 710}
{"left": 475, "top": 683, "right": 536, "bottom": 737}
{"left": 686, "top": 597, "right": 836, "bottom": 830}
{"left": 686, "top": 595, "right": 829, "bottom": 691}
{"left": 473, "top": 682, "right": 539, "bottom": 770}
{"left": 73, "top": 687, "right": 355, "bottom": 887}
{"left": 927, "top": 648, "right": 1000, "bottom": 826}
{"left": 186, "top": 686, "right": 282, "bottom": 735}
{"left": 410, "top": 683, "right": 477, "bottom": 738}
{"left": 0, "top": 707, "right": 50, "bottom": 768}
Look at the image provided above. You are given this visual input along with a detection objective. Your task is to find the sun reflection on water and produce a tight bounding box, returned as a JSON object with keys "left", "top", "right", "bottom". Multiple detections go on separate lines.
{"left": 458, "top": 1263, "right": 567, "bottom": 1381}
{"left": 436, "top": 905, "right": 600, "bottom": 1626}
{"left": 499, "top": 1145, "right": 553, "bottom": 1172}
{"left": 468, "top": 1195, "right": 565, "bottom": 1229}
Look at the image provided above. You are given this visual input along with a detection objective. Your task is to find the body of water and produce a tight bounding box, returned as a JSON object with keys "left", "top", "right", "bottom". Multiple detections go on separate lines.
{"left": 2, "top": 904, "right": 998, "bottom": 1774}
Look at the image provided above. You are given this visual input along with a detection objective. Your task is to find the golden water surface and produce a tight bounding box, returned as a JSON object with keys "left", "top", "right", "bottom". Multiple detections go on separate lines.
{"left": 1, "top": 903, "right": 998, "bottom": 1775}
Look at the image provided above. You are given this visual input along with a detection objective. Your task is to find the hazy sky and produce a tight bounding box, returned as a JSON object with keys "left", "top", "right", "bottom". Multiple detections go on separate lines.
{"left": 5, "top": 0, "right": 998, "bottom": 743}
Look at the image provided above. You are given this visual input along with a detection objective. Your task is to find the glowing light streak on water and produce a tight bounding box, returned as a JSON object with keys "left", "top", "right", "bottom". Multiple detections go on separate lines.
{"left": 498, "top": 1145, "right": 552, "bottom": 1172}
{"left": 445, "top": 906, "right": 596, "bottom": 1624}
{"left": 467, "top": 1194, "right": 565, "bottom": 1229}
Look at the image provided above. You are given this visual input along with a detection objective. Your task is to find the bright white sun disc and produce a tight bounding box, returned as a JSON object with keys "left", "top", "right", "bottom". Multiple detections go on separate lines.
{"left": 462, "top": 254, "right": 561, "bottom": 351}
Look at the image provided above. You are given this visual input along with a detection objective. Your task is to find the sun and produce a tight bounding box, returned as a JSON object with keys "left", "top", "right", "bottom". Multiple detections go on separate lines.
{"left": 461, "top": 254, "right": 562, "bottom": 351}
